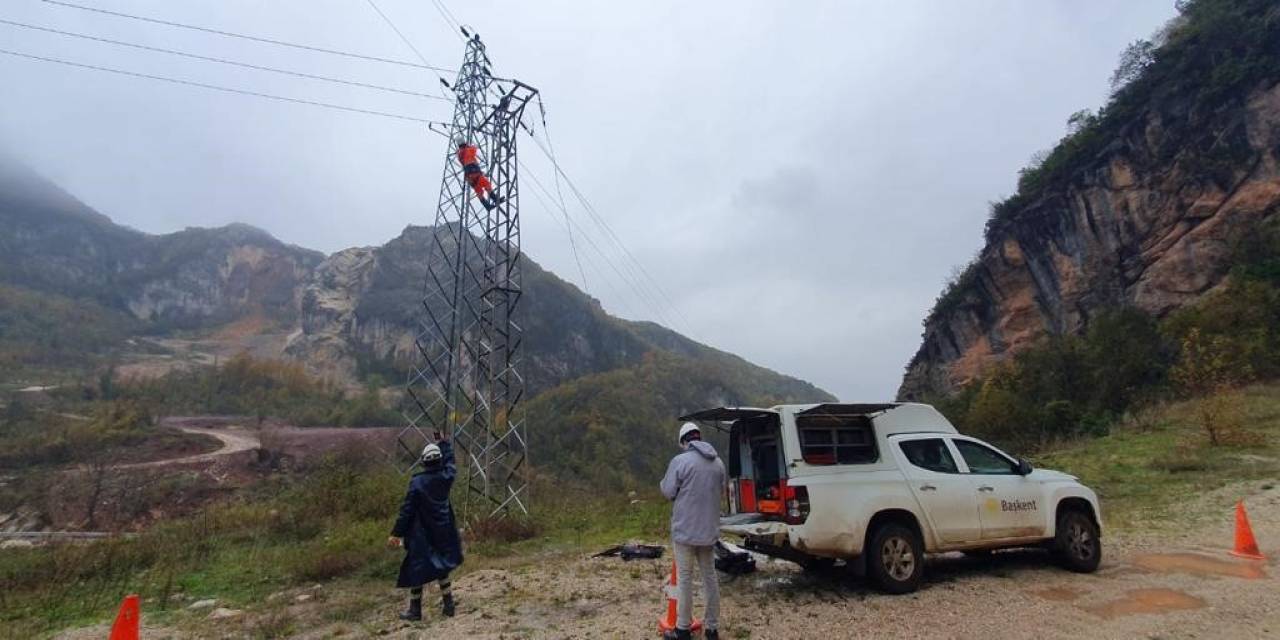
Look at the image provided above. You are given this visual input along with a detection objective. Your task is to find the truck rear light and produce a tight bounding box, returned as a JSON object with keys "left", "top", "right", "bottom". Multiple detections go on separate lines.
{"left": 783, "top": 482, "right": 809, "bottom": 524}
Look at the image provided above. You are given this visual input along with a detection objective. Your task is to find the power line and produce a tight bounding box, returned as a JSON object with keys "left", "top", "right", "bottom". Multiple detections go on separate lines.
{"left": 521, "top": 159, "right": 675, "bottom": 325}
{"left": 522, "top": 173, "right": 639, "bottom": 319}
{"left": 522, "top": 156, "right": 682, "bottom": 330}
{"left": 362, "top": 0, "right": 454, "bottom": 92}
{"left": 429, "top": 0, "right": 466, "bottom": 41}
{"left": 535, "top": 98, "right": 588, "bottom": 294}
{"left": 524, "top": 152, "right": 590, "bottom": 297}
{"left": 0, "top": 18, "right": 449, "bottom": 101}
{"left": 41, "top": 0, "right": 455, "bottom": 73}
{"left": 0, "top": 48, "right": 446, "bottom": 125}
{"left": 525, "top": 130, "right": 697, "bottom": 334}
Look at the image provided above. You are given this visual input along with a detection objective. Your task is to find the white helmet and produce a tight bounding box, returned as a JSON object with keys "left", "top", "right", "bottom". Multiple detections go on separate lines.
{"left": 421, "top": 443, "right": 442, "bottom": 464}
{"left": 678, "top": 422, "right": 700, "bottom": 446}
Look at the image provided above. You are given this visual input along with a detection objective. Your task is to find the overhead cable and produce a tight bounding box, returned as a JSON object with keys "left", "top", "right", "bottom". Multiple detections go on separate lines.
{"left": 522, "top": 155, "right": 682, "bottom": 329}
{"left": 522, "top": 173, "right": 637, "bottom": 318}
{"left": 41, "top": 0, "right": 454, "bottom": 73}
{"left": 526, "top": 130, "right": 696, "bottom": 334}
{"left": 429, "top": 0, "right": 466, "bottom": 42}
{"left": 363, "top": 0, "right": 454, "bottom": 93}
{"left": 0, "top": 18, "right": 448, "bottom": 101}
{"left": 535, "top": 98, "right": 588, "bottom": 293}
{"left": 0, "top": 48, "right": 446, "bottom": 125}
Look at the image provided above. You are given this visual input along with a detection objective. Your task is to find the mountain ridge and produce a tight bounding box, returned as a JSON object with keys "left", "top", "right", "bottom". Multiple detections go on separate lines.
{"left": 0, "top": 154, "right": 833, "bottom": 412}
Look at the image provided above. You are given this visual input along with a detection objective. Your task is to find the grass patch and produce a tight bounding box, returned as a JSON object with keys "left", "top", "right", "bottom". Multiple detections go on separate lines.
{"left": 0, "top": 453, "right": 671, "bottom": 637}
{"left": 1034, "top": 383, "right": 1280, "bottom": 531}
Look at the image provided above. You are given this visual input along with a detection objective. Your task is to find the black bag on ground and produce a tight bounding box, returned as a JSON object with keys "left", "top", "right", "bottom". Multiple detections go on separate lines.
{"left": 714, "top": 540, "right": 756, "bottom": 575}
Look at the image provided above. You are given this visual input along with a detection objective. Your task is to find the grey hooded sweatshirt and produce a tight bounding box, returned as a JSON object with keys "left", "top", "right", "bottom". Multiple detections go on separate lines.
{"left": 660, "top": 440, "right": 727, "bottom": 546}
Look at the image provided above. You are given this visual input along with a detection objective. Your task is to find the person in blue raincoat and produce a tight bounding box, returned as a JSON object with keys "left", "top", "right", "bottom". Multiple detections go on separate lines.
{"left": 387, "top": 431, "right": 462, "bottom": 621}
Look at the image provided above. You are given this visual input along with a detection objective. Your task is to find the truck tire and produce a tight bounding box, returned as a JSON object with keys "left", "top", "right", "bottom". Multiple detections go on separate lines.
{"left": 866, "top": 522, "right": 923, "bottom": 594}
{"left": 1053, "top": 508, "right": 1101, "bottom": 573}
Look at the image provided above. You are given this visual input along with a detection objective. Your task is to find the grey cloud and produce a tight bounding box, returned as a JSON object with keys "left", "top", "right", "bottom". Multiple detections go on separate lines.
{"left": 0, "top": 0, "right": 1179, "bottom": 400}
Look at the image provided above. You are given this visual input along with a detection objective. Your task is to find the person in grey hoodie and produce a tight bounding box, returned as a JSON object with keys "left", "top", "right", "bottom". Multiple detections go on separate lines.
{"left": 660, "top": 422, "right": 726, "bottom": 640}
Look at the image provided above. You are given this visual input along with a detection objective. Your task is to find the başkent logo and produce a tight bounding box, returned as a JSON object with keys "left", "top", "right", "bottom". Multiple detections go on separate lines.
{"left": 1000, "top": 499, "right": 1037, "bottom": 512}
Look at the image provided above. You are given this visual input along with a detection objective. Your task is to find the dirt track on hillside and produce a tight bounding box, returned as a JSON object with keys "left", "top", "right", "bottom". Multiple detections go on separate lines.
{"left": 116, "top": 425, "right": 260, "bottom": 469}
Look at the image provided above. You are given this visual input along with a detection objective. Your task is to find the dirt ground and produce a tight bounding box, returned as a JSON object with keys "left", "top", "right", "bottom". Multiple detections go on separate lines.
{"left": 58, "top": 481, "right": 1279, "bottom": 639}
{"left": 357, "top": 496, "right": 1280, "bottom": 640}
{"left": 113, "top": 316, "right": 294, "bottom": 382}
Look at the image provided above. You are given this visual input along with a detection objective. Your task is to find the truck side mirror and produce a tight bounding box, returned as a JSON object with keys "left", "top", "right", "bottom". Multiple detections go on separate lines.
{"left": 1017, "top": 459, "right": 1033, "bottom": 476}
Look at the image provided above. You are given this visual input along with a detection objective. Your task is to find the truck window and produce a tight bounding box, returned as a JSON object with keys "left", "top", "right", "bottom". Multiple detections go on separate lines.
{"left": 953, "top": 440, "right": 1018, "bottom": 475}
{"left": 899, "top": 438, "right": 958, "bottom": 473}
{"left": 752, "top": 439, "right": 781, "bottom": 485}
{"left": 797, "top": 415, "right": 876, "bottom": 465}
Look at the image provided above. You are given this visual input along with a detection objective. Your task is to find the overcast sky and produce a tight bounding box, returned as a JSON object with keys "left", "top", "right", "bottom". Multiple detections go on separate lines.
{"left": 0, "top": 0, "right": 1179, "bottom": 400}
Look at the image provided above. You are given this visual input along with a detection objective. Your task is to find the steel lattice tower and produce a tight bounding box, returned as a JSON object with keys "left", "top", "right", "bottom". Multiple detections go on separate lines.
{"left": 398, "top": 33, "right": 536, "bottom": 518}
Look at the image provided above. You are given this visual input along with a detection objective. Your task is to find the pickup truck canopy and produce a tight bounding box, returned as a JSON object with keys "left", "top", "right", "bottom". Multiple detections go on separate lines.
{"left": 678, "top": 407, "right": 778, "bottom": 427}
{"left": 797, "top": 403, "right": 899, "bottom": 417}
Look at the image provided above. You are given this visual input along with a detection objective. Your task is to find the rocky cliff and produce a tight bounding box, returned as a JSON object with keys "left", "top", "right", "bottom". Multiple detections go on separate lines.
{"left": 281, "top": 225, "right": 654, "bottom": 393}
{"left": 901, "top": 75, "right": 1280, "bottom": 399}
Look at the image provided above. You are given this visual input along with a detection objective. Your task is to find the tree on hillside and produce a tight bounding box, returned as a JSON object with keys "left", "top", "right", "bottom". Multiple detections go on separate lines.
{"left": 1109, "top": 40, "right": 1155, "bottom": 94}
{"left": 1171, "top": 328, "right": 1246, "bottom": 445}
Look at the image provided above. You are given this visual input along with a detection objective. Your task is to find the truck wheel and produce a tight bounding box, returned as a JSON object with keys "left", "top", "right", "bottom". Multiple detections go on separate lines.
{"left": 867, "top": 523, "right": 923, "bottom": 594}
{"left": 1053, "top": 508, "right": 1101, "bottom": 573}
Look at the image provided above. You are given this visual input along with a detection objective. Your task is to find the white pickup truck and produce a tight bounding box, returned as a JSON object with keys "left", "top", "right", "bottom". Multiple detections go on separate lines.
{"left": 682, "top": 402, "right": 1102, "bottom": 593}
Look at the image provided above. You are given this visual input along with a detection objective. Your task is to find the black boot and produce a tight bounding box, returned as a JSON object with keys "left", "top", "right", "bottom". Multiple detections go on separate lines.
{"left": 441, "top": 593, "right": 456, "bottom": 617}
{"left": 398, "top": 598, "right": 422, "bottom": 621}
{"left": 662, "top": 630, "right": 692, "bottom": 640}
{"left": 705, "top": 630, "right": 720, "bottom": 640}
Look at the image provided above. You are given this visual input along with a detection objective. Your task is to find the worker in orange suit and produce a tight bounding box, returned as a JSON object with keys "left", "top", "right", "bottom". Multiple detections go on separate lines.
{"left": 456, "top": 138, "right": 503, "bottom": 210}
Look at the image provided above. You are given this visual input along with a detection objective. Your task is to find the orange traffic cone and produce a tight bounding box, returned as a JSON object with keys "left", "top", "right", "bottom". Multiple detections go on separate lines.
{"left": 108, "top": 594, "right": 140, "bottom": 640}
{"left": 657, "top": 560, "right": 702, "bottom": 636}
{"left": 1230, "top": 501, "right": 1266, "bottom": 560}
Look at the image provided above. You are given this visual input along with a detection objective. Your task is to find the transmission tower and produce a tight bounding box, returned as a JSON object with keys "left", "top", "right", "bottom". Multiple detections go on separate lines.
{"left": 398, "top": 32, "right": 536, "bottom": 518}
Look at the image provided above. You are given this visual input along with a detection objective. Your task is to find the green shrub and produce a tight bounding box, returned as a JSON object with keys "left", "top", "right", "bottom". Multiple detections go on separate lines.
{"left": 1232, "top": 211, "right": 1280, "bottom": 284}
{"left": 943, "top": 274, "right": 1280, "bottom": 451}
{"left": 0, "top": 399, "right": 154, "bottom": 469}
{"left": 113, "top": 353, "right": 401, "bottom": 427}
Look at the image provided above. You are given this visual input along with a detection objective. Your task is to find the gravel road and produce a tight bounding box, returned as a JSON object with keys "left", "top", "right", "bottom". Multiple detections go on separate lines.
{"left": 114, "top": 424, "right": 261, "bottom": 470}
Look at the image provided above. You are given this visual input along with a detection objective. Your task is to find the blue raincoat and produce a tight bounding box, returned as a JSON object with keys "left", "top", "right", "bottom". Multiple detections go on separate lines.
{"left": 392, "top": 440, "right": 463, "bottom": 587}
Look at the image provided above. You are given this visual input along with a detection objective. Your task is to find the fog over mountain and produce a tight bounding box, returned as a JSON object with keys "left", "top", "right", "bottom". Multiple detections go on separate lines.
{"left": 0, "top": 1, "right": 1179, "bottom": 399}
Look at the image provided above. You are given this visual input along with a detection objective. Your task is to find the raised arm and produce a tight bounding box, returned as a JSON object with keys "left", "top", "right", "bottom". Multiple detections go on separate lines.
{"left": 438, "top": 437, "right": 457, "bottom": 481}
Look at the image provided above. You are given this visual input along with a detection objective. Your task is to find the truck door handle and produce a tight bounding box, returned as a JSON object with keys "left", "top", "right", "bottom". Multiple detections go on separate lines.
{"left": 977, "top": 486, "right": 994, "bottom": 492}
{"left": 919, "top": 484, "right": 936, "bottom": 491}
